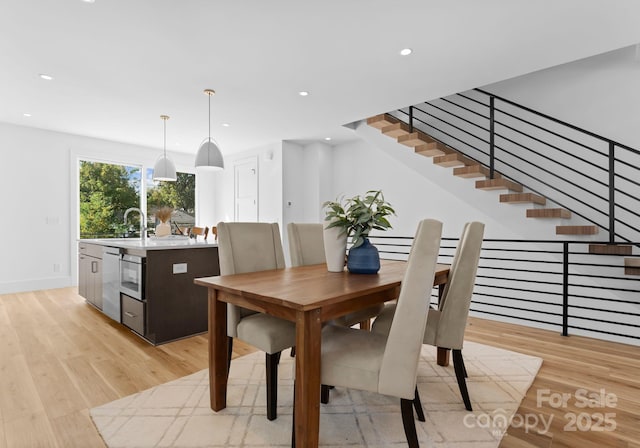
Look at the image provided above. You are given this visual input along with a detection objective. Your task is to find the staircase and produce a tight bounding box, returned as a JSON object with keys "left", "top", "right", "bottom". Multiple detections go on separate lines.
{"left": 365, "top": 89, "right": 640, "bottom": 276}
{"left": 367, "top": 112, "right": 596, "bottom": 236}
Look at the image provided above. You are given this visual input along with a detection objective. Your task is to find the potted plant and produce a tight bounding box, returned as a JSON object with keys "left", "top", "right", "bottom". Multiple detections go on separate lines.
{"left": 323, "top": 190, "right": 395, "bottom": 274}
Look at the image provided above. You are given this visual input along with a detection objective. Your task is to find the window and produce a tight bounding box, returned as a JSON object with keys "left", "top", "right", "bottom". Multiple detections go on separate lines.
{"left": 146, "top": 169, "right": 196, "bottom": 233}
{"left": 79, "top": 161, "right": 196, "bottom": 239}
{"left": 79, "top": 161, "right": 141, "bottom": 239}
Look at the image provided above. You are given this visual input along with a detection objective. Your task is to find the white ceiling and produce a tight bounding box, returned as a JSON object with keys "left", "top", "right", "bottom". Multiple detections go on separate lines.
{"left": 2, "top": 0, "right": 640, "bottom": 156}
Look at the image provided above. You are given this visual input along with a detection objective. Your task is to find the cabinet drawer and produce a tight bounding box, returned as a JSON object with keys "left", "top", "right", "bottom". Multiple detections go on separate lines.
{"left": 79, "top": 242, "right": 103, "bottom": 259}
{"left": 121, "top": 294, "right": 145, "bottom": 335}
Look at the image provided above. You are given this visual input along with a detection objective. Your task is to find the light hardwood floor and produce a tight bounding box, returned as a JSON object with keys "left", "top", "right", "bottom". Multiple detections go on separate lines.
{"left": 0, "top": 287, "right": 638, "bottom": 447}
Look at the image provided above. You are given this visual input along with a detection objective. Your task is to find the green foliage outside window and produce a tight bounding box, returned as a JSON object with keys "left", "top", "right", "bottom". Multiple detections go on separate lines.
{"left": 79, "top": 161, "right": 140, "bottom": 238}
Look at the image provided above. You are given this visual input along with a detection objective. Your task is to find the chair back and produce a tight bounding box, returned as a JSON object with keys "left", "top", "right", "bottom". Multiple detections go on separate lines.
{"left": 217, "top": 222, "right": 286, "bottom": 335}
{"left": 287, "top": 223, "right": 325, "bottom": 267}
{"left": 378, "top": 219, "right": 442, "bottom": 399}
{"left": 425, "top": 221, "right": 484, "bottom": 350}
{"left": 189, "top": 226, "right": 209, "bottom": 240}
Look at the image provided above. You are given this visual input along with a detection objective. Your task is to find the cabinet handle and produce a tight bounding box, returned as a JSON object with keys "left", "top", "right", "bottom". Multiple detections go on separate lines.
{"left": 124, "top": 311, "right": 136, "bottom": 318}
{"left": 91, "top": 260, "right": 98, "bottom": 273}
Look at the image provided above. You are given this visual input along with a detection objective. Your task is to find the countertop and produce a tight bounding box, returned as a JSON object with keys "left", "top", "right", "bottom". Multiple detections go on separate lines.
{"left": 79, "top": 236, "right": 218, "bottom": 251}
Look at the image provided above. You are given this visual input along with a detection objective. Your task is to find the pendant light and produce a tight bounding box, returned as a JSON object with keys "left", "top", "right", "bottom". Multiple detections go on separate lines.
{"left": 195, "top": 89, "right": 224, "bottom": 170}
{"left": 153, "top": 115, "right": 177, "bottom": 181}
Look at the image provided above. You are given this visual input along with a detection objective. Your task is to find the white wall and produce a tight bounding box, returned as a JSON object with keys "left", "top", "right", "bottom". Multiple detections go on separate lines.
{"left": 0, "top": 122, "right": 194, "bottom": 294}
{"left": 484, "top": 44, "right": 640, "bottom": 150}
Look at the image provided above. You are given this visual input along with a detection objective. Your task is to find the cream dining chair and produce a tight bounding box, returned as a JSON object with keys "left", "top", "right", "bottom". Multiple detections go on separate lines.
{"left": 287, "top": 222, "right": 384, "bottom": 328}
{"left": 372, "top": 221, "right": 485, "bottom": 414}
{"left": 292, "top": 219, "right": 443, "bottom": 448}
{"left": 217, "top": 222, "right": 297, "bottom": 421}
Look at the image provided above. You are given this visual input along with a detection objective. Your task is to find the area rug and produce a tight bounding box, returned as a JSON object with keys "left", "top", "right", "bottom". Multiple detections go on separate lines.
{"left": 90, "top": 341, "right": 542, "bottom": 447}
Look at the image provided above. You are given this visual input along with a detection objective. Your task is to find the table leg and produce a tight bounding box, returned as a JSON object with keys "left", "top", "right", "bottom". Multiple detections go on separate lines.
{"left": 208, "top": 289, "right": 228, "bottom": 411}
{"left": 436, "top": 284, "right": 450, "bottom": 367}
{"left": 359, "top": 319, "right": 371, "bottom": 331}
{"left": 294, "top": 308, "right": 322, "bottom": 448}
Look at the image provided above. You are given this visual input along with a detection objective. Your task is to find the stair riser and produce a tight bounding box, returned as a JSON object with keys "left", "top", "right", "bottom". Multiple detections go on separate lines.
{"left": 367, "top": 114, "right": 399, "bottom": 129}
{"left": 475, "top": 179, "right": 523, "bottom": 192}
{"left": 381, "top": 123, "right": 410, "bottom": 137}
{"left": 398, "top": 132, "right": 434, "bottom": 147}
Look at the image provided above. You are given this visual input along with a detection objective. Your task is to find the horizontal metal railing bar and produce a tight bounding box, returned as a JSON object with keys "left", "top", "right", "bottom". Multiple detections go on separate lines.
{"left": 614, "top": 158, "right": 640, "bottom": 178}
{"left": 493, "top": 141, "right": 609, "bottom": 204}
{"left": 473, "top": 291, "right": 562, "bottom": 304}
{"left": 456, "top": 92, "right": 491, "bottom": 110}
{"left": 475, "top": 88, "right": 640, "bottom": 153}
{"left": 568, "top": 283, "right": 640, "bottom": 293}
{"left": 477, "top": 275, "right": 563, "bottom": 286}
{"left": 489, "top": 146, "right": 609, "bottom": 229}
{"left": 569, "top": 272, "right": 640, "bottom": 282}
{"left": 396, "top": 110, "right": 490, "bottom": 158}
{"left": 470, "top": 308, "right": 561, "bottom": 327}
{"left": 480, "top": 247, "right": 564, "bottom": 254}
{"left": 494, "top": 126, "right": 608, "bottom": 181}
{"left": 614, "top": 186, "right": 640, "bottom": 203}
{"left": 568, "top": 261, "right": 637, "bottom": 269}
{"left": 408, "top": 105, "right": 491, "bottom": 146}
{"left": 480, "top": 266, "right": 562, "bottom": 275}
{"left": 569, "top": 324, "right": 640, "bottom": 340}
{"left": 473, "top": 301, "right": 562, "bottom": 317}
{"left": 493, "top": 109, "right": 605, "bottom": 157}
{"left": 569, "top": 294, "right": 640, "bottom": 305}
{"left": 614, "top": 201, "right": 640, "bottom": 220}
{"left": 475, "top": 281, "right": 563, "bottom": 292}
{"left": 440, "top": 97, "right": 490, "bottom": 121}
{"left": 480, "top": 256, "right": 563, "bottom": 264}
{"left": 422, "top": 98, "right": 489, "bottom": 132}
{"left": 569, "top": 304, "right": 640, "bottom": 318}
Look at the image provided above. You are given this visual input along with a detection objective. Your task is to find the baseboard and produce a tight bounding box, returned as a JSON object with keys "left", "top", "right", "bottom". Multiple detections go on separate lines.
{"left": 0, "top": 276, "right": 73, "bottom": 295}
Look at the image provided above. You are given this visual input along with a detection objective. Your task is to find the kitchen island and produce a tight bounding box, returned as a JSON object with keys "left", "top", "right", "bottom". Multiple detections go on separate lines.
{"left": 78, "top": 237, "right": 219, "bottom": 344}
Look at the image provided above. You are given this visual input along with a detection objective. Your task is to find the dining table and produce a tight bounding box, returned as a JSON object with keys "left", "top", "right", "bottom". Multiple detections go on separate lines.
{"left": 194, "top": 259, "right": 450, "bottom": 448}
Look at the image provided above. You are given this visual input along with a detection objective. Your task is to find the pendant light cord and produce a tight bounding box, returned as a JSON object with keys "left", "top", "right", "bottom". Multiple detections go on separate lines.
{"left": 208, "top": 92, "right": 211, "bottom": 165}
{"left": 163, "top": 118, "right": 167, "bottom": 158}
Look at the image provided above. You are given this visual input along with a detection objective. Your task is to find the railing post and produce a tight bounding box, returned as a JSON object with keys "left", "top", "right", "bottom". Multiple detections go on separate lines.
{"left": 609, "top": 142, "right": 615, "bottom": 243}
{"left": 409, "top": 106, "right": 414, "bottom": 133}
{"left": 562, "top": 242, "right": 569, "bottom": 337}
{"left": 489, "top": 96, "right": 495, "bottom": 179}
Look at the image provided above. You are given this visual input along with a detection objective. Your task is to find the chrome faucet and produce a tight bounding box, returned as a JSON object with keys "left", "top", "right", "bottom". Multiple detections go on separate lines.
{"left": 124, "top": 207, "right": 147, "bottom": 239}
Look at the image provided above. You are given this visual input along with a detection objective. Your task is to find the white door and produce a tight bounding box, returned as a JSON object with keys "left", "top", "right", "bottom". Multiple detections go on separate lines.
{"left": 234, "top": 157, "right": 258, "bottom": 222}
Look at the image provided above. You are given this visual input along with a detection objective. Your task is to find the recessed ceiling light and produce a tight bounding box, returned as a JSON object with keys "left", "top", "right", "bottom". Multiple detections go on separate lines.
{"left": 39, "top": 74, "right": 54, "bottom": 80}
{"left": 23, "top": 113, "right": 32, "bottom": 117}
{"left": 400, "top": 48, "right": 413, "bottom": 56}
{"left": 324, "top": 137, "right": 332, "bottom": 141}
{"left": 221, "top": 123, "right": 230, "bottom": 127}
{"left": 298, "top": 91, "right": 309, "bottom": 96}
{"left": 82, "top": 0, "right": 96, "bottom": 3}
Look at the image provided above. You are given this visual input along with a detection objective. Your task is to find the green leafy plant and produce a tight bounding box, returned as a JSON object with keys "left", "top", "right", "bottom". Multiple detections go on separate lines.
{"left": 323, "top": 190, "right": 395, "bottom": 248}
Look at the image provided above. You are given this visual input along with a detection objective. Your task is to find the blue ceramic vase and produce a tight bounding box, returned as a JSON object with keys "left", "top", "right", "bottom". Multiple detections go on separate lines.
{"left": 347, "top": 238, "right": 380, "bottom": 274}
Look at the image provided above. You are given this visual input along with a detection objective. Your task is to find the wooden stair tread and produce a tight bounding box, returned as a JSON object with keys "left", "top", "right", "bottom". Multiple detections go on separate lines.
{"left": 381, "top": 122, "right": 411, "bottom": 137}
{"left": 556, "top": 225, "right": 599, "bottom": 235}
{"left": 367, "top": 114, "right": 399, "bottom": 129}
{"left": 415, "top": 142, "right": 451, "bottom": 157}
{"left": 589, "top": 244, "right": 633, "bottom": 256}
{"left": 500, "top": 193, "right": 546, "bottom": 205}
{"left": 476, "top": 178, "right": 523, "bottom": 192}
{"left": 397, "top": 131, "right": 435, "bottom": 147}
{"left": 433, "top": 153, "right": 475, "bottom": 167}
{"left": 453, "top": 165, "right": 501, "bottom": 179}
{"left": 526, "top": 208, "right": 571, "bottom": 219}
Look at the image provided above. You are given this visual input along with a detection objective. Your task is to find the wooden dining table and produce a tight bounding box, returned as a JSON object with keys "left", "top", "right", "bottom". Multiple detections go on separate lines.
{"left": 194, "top": 259, "right": 450, "bottom": 448}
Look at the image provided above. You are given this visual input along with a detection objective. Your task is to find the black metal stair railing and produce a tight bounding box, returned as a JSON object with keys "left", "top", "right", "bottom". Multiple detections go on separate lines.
{"left": 370, "top": 235, "right": 640, "bottom": 343}
{"left": 387, "top": 89, "right": 640, "bottom": 243}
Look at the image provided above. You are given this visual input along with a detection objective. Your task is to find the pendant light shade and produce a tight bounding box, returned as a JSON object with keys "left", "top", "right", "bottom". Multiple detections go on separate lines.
{"left": 195, "top": 89, "right": 224, "bottom": 170}
{"left": 153, "top": 115, "right": 177, "bottom": 181}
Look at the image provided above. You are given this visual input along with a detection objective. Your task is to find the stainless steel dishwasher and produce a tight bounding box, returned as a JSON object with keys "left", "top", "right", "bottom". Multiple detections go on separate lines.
{"left": 102, "top": 246, "right": 123, "bottom": 322}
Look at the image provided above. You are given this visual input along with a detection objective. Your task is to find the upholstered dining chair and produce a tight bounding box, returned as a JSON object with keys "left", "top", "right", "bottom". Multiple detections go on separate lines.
{"left": 287, "top": 222, "right": 384, "bottom": 328}
{"left": 292, "top": 219, "right": 443, "bottom": 448}
{"left": 372, "top": 221, "right": 485, "bottom": 414}
{"left": 217, "top": 222, "right": 297, "bottom": 421}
